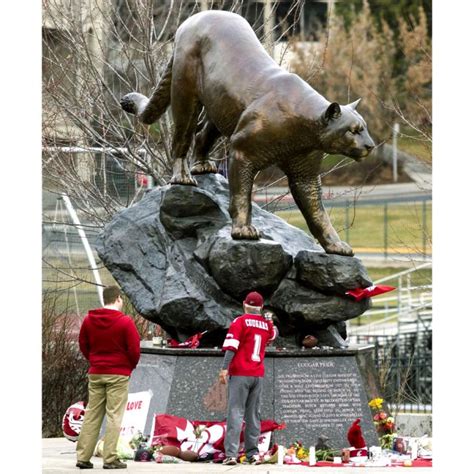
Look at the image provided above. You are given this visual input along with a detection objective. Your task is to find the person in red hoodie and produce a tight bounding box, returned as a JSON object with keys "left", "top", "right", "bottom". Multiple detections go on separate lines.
{"left": 219, "top": 291, "right": 277, "bottom": 466}
{"left": 76, "top": 285, "right": 140, "bottom": 470}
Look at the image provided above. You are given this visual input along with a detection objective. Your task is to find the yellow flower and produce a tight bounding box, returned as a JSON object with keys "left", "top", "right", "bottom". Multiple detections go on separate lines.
{"left": 368, "top": 398, "right": 384, "bottom": 410}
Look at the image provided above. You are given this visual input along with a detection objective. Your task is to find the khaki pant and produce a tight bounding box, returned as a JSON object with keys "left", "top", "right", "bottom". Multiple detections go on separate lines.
{"left": 76, "top": 374, "right": 129, "bottom": 464}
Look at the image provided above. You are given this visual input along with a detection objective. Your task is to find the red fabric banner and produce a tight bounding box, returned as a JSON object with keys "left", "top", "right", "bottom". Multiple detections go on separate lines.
{"left": 151, "top": 414, "right": 284, "bottom": 459}
{"left": 168, "top": 331, "right": 207, "bottom": 348}
{"left": 345, "top": 285, "right": 396, "bottom": 301}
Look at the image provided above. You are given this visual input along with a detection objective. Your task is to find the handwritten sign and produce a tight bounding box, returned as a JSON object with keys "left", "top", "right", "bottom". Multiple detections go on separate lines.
{"left": 120, "top": 390, "right": 153, "bottom": 437}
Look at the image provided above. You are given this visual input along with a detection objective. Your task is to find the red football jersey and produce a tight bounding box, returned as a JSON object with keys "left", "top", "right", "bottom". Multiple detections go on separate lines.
{"left": 222, "top": 313, "right": 276, "bottom": 377}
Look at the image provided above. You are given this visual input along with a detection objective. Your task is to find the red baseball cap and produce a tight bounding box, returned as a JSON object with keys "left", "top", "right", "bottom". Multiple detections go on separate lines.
{"left": 244, "top": 291, "right": 264, "bottom": 307}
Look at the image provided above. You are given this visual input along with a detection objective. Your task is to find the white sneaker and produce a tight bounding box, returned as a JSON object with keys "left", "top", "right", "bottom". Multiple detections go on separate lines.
{"left": 222, "top": 457, "right": 237, "bottom": 465}
{"left": 247, "top": 454, "right": 262, "bottom": 465}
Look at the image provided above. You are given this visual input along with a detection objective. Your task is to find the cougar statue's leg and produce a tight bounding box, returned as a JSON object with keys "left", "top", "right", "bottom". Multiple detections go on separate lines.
{"left": 284, "top": 155, "right": 354, "bottom": 256}
{"left": 168, "top": 63, "right": 202, "bottom": 185}
{"left": 228, "top": 150, "right": 259, "bottom": 240}
{"left": 191, "top": 116, "right": 220, "bottom": 175}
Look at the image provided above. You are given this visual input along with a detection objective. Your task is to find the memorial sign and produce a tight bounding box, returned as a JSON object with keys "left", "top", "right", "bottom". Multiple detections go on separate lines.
{"left": 273, "top": 356, "right": 378, "bottom": 448}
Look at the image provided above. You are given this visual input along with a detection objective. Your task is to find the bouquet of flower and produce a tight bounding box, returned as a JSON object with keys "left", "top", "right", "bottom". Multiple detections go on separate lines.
{"left": 368, "top": 398, "right": 396, "bottom": 449}
{"left": 291, "top": 441, "right": 308, "bottom": 460}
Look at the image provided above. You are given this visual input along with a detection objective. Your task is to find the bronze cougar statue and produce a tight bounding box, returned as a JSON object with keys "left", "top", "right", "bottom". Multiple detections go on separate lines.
{"left": 121, "top": 10, "right": 375, "bottom": 256}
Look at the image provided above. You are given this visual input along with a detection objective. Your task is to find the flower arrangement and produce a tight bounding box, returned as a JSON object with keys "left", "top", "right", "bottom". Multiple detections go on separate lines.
{"left": 290, "top": 440, "right": 308, "bottom": 460}
{"left": 368, "top": 398, "right": 396, "bottom": 449}
{"left": 286, "top": 441, "right": 338, "bottom": 463}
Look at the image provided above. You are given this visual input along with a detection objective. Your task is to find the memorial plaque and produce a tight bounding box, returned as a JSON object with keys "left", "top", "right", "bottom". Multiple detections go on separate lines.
{"left": 272, "top": 356, "right": 378, "bottom": 448}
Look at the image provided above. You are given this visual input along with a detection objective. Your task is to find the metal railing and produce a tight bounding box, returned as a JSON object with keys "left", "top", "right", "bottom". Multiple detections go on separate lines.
{"left": 348, "top": 262, "right": 432, "bottom": 337}
{"left": 349, "top": 263, "right": 432, "bottom": 414}
{"left": 353, "top": 331, "right": 432, "bottom": 414}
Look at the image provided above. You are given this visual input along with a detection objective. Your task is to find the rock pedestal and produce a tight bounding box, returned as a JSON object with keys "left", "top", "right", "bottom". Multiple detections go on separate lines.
{"left": 96, "top": 174, "right": 373, "bottom": 348}
{"left": 130, "top": 343, "right": 382, "bottom": 449}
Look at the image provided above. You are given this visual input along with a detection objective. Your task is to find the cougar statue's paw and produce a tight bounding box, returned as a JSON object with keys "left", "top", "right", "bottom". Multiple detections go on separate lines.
{"left": 231, "top": 224, "right": 261, "bottom": 240}
{"left": 169, "top": 174, "right": 198, "bottom": 186}
{"left": 324, "top": 240, "right": 354, "bottom": 257}
{"left": 120, "top": 92, "right": 150, "bottom": 116}
{"left": 120, "top": 93, "right": 139, "bottom": 114}
{"left": 191, "top": 161, "right": 218, "bottom": 175}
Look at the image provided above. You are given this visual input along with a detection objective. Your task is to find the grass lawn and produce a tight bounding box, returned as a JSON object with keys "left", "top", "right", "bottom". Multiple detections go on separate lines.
{"left": 43, "top": 256, "right": 116, "bottom": 315}
{"left": 276, "top": 202, "right": 432, "bottom": 255}
{"left": 365, "top": 266, "right": 431, "bottom": 285}
{"left": 398, "top": 134, "right": 432, "bottom": 164}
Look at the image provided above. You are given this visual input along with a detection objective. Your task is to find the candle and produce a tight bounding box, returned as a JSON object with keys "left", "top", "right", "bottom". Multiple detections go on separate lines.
{"left": 309, "top": 446, "right": 316, "bottom": 466}
{"left": 277, "top": 445, "right": 284, "bottom": 465}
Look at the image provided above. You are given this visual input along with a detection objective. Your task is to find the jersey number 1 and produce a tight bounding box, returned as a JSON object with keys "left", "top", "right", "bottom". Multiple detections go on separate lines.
{"left": 251, "top": 334, "right": 262, "bottom": 362}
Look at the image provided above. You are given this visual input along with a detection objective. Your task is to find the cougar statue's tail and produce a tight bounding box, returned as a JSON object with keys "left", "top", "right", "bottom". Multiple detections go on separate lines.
{"left": 120, "top": 56, "right": 173, "bottom": 125}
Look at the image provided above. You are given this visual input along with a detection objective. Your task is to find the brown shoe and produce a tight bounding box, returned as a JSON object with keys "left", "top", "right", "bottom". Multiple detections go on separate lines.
{"left": 103, "top": 459, "right": 127, "bottom": 469}
{"left": 76, "top": 460, "right": 94, "bottom": 469}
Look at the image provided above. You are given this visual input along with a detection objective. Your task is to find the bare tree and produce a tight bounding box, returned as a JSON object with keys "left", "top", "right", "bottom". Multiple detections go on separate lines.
{"left": 391, "top": 6, "right": 432, "bottom": 147}
{"left": 42, "top": 1, "right": 311, "bottom": 222}
{"left": 43, "top": 0, "right": 177, "bottom": 224}
{"left": 289, "top": 0, "right": 431, "bottom": 165}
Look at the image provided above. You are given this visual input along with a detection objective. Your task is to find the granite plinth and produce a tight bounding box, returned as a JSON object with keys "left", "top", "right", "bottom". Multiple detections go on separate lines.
{"left": 130, "top": 343, "right": 382, "bottom": 448}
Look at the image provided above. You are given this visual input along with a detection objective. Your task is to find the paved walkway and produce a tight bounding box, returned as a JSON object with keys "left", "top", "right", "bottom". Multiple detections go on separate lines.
{"left": 42, "top": 438, "right": 431, "bottom": 474}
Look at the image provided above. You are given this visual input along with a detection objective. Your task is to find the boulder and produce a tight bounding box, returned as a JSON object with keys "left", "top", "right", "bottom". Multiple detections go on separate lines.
{"left": 96, "top": 173, "right": 373, "bottom": 348}
{"left": 270, "top": 278, "right": 370, "bottom": 325}
{"left": 208, "top": 231, "right": 292, "bottom": 301}
{"left": 295, "top": 250, "right": 372, "bottom": 294}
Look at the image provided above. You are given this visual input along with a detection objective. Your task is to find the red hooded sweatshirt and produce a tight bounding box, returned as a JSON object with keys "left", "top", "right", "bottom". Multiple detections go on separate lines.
{"left": 79, "top": 308, "right": 141, "bottom": 376}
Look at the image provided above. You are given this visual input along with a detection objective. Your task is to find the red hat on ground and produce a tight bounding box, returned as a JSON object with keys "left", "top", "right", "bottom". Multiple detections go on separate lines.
{"left": 244, "top": 291, "right": 264, "bottom": 307}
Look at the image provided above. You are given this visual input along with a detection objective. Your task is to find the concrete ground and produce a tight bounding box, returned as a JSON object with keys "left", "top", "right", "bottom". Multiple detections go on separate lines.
{"left": 42, "top": 438, "right": 432, "bottom": 474}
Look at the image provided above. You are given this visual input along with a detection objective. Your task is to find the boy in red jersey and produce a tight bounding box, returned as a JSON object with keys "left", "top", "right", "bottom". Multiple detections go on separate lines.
{"left": 219, "top": 291, "right": 277, "bottom": 465}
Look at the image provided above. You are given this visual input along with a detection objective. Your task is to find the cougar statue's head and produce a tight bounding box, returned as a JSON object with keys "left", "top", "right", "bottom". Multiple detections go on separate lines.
{"left": 319, "top": 98, "right": 375, "bottom": 160}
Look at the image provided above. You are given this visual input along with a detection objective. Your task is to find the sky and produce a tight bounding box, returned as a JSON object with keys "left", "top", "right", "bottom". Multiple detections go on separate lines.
{"left": 1, "top": 1, "right": 473, "bottom": 473}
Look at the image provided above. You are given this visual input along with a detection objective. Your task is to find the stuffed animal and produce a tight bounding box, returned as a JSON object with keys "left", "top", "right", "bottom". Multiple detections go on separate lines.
{"left": 347, "top": 418, "right": 366, "bottom": 448}
{"left": 346, "top": 419, "right": 368, "bottom": 463}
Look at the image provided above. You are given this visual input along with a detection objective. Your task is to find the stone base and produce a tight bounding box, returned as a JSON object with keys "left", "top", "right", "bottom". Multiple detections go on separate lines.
{"left": 396, "top": 413, "right": 432, "bottom": 437}
{"left": 129, "top": 342, "right": 383, "bottom": 449}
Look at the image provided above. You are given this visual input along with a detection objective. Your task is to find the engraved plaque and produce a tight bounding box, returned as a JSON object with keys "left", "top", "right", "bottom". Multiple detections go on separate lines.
{"left": 272, "top": 357, "right": 378, "bottom": 448}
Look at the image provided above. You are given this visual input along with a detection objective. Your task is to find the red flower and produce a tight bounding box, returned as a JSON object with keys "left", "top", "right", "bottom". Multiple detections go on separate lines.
{"left": 379, "top": 412, "right": 387, "bottom": 420}
{"left": 373, "top": 413, "right": 381, "bottom": 421}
